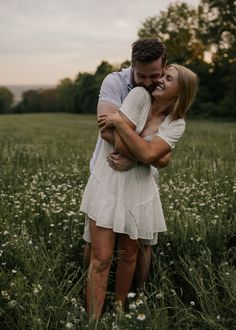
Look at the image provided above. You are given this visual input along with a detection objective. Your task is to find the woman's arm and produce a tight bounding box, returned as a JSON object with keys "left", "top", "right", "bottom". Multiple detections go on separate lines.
{"left": 113, "top": 113, "right": 137, "bottom": 160}
{"left": 114, "top": 129, "right": 171, "bottom": 167}
{"left": 99, "top": 112, "right": 171, "bottom": 165}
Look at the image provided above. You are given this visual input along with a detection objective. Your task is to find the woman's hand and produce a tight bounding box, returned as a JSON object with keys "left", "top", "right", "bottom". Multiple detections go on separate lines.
{"left": 97, "top": 111, "right": 122, "bottom": 132}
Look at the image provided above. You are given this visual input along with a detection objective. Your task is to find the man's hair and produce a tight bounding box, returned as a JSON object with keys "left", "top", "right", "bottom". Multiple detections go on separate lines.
{"left": 131, "top": 39, "right": 167, "bottom": 67}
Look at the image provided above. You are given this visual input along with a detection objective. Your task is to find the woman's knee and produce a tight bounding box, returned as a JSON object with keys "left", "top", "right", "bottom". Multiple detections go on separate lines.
{"left": 119, "top": 248, "right": 138, "bottom": 263}
{"left": 118, "top": 238, "right": 139, "bottom": 263}
{"left": 90, "top": 249, "right": 113, "bottom": 272}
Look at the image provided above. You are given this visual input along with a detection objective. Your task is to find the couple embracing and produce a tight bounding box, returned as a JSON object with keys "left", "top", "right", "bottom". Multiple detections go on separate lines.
{"left": 79, "top": 39, "right": 198, "bottom": 319}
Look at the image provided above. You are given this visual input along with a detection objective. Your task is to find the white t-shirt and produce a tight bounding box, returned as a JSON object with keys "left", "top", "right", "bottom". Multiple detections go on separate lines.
{"left": 90, "top": 67, "right": 133, "bottom": 172}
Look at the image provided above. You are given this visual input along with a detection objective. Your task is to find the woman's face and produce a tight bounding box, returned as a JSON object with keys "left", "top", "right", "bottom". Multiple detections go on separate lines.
{"left": 152, "top": 66, "right": 179, "bottom": 103}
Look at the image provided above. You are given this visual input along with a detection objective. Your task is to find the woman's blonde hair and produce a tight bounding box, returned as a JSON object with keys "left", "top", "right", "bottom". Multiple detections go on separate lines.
{"left": 168, "top": 64, "right": 198, "bottom": 120}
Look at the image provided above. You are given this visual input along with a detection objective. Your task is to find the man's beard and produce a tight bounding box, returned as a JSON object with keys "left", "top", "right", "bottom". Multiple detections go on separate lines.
{"left": 133, "top": 81, "right": 157, "bottom": 94}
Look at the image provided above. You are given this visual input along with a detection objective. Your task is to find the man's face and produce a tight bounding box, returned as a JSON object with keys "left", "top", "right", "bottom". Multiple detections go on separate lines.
{"left": 133, "top": 58, "right": 164, "bottom": 93}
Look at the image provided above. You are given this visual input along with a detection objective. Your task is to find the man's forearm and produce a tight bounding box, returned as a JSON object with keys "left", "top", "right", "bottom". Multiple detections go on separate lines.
{"left": 100, "top": 128, "right": 114, "bottom": 145}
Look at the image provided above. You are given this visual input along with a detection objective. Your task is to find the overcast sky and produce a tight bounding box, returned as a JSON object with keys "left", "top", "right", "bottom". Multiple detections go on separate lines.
{"left": 0, "top": 0, "right": 200, "bottom": 85}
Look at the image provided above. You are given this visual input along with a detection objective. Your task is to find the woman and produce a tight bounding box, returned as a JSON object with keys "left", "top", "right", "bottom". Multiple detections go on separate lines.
{"left": 80, "top": 64, "right": 198, "bottom": 319}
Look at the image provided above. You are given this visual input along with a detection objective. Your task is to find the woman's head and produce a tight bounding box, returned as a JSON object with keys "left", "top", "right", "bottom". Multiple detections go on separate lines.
{"left": 152, "top": 64, "right": 198, "bottom": 120}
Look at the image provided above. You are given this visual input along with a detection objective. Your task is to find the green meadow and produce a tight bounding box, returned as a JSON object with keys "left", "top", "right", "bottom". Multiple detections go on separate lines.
{"left": 0, "top": 114, "right": 235, "bottom": 329}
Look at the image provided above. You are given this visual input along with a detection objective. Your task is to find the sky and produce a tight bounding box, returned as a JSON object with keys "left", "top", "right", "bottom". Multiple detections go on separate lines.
{"left": 0, "top": 0, "right": 200, "bottom": 85}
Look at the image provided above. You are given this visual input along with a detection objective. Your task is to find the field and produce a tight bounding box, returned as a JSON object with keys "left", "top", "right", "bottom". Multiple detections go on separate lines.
{"left": 0, "top": 114, "right": 235, "bottom": 330}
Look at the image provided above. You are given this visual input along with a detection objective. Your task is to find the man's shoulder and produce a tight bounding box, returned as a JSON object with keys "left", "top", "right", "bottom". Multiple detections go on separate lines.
{"left": 103, "top": 67, "right": 132, "bottom": 86}
{"left": 99, "top": 67, "right": 132, "bottom": 106}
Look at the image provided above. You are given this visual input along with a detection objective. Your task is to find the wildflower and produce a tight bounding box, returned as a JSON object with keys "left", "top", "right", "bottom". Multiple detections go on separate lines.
{"left": 80, "top": 306, "right": 86, "bottom": 313}
{"left": 137, "top": 313, "right": 146, "bottom": 321}
{"left": 136, "top": 299, "right": 144, "bottom": 306}
{"left": 127, "top": 292, "right": 136, "bottom": 298}
{"left": 9, "top": 300, "right": 17, "bottom": 307}
{"left": 65, "top": 322, "right": 73, "bottom": 329}
{"left": 156, "top": 292, "right": 163, "bottom": 299}
{"left": 129, "top": 303, "right": 136, "bottom": 310}
{"left": 125, "top": 314, "right": 132, "bottom": 319}
{"left": 190, "top": 301, "right": 195, "bottom": 306}
{"left": 1, "top": 290, "right": 9, "bottom": 298}
{"left": 170, "top": 289, "right": 176, "bottom": 296}
{"left": 111, "top": 321, "right": 119, "bottom": 329}
{"left": 217, "top": 315, "right": 221, "bottom": 320}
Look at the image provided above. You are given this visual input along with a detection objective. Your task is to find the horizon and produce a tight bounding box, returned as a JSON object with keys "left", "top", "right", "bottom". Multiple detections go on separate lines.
{"left": 0, "top": 0, "right": 200, "bottom": 85}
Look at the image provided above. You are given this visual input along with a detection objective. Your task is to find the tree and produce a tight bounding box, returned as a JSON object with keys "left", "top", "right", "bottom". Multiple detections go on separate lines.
{"left": 17, "top": 90, "right": 42, "bottom": 113}
{"left": 137, "top": 1, "right": 236, "bottom": 118}
{"left": 200, "top": 0, "right": 236, "bottom": 61}
{"left": 74, "top": 73, "right": 98, "bottom": 114}
{"left": 0, "top": 87, "right": 14, "bottom": 114}
{"left": 56, "top": 78, "right": 75, "bottom": 112}
{"left": 95, "top": 61, "right": 113, "bottom": 77}
{"left": 138, "top": 2, "right": 204, "bottom": 64}
{"left": 199, "top": 0, "right": 236, "bottom": 117}
{"left": 74, "top": 61, "right": 114, "bottom": 114}
{"left": 41, "top": 88, "right": 59, "bottom": 113}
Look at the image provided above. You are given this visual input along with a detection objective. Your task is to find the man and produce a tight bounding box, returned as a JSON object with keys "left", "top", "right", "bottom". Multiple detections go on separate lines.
{"left": 83, "top": 38, "right": 170, "bottom": 290}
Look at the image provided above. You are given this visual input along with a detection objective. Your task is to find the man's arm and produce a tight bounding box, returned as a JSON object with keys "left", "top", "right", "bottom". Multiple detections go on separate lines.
{"left": 97, "top": 101, "right": 137, "bottom": 170}
{"left": 97, "top": 101, "right": 117, "bottom": 144}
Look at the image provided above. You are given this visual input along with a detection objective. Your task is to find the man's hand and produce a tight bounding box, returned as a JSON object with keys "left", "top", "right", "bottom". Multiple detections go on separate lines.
{"left": 107, "top": 151, "right": 136, "bottom": 171}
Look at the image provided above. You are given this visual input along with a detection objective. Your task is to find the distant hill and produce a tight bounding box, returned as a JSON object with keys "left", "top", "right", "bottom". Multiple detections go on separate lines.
{"left": 3, "top": 85, "right": 55, "bottom": 104}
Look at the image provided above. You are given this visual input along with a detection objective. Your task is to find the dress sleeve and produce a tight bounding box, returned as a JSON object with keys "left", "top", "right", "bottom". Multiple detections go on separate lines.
{"left": 156, "top": 118, "right": 186, "bottom": 149}
{"left": 119, "top": 87, "right": 151, "bottom": 134}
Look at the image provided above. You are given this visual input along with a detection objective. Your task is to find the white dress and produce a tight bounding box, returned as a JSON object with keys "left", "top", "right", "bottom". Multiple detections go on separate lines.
{"left": 80, "top": 87, "right": 167, "bottom": 241}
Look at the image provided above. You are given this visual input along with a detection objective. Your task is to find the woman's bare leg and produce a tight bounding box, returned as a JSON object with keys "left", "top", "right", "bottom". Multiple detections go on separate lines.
{"left": 83, "top": 242, "right": 91, "bottom": 271}
{"left": 87, "top": 219, "right": 116, "bottom": 319}
{"left": 134, "top": 244, "right": 152, "bottom": 290}
{"left": 115, "top": 234, "right": 139, "bottom": 306}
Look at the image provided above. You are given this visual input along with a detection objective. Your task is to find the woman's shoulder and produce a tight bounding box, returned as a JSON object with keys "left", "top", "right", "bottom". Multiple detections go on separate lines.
{"left": 162, "top": 115, "right": 186, "bottom": 129}
{"left": 129, "top": 86, "right": 151, "bottom": 101}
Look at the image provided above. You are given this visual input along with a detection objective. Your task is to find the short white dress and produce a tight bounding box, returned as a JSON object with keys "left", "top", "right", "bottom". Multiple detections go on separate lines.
{"left": 80, "top": 87, "right": 185, "bottom": 244}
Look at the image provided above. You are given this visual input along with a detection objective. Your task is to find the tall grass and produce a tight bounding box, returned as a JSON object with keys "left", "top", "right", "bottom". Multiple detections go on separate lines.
{"left": 0, "top": 114, "right": 235, "bottom": 329}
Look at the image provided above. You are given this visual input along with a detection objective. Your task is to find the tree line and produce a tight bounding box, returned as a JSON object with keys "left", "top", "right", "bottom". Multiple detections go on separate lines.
{"left": 0, "top": 0, "right": 235, "bottom": 118}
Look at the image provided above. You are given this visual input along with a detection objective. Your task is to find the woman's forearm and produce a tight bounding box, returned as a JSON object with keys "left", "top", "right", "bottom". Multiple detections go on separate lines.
{"left": 114, "top": 130, "right": 136, "bottom": 160}
{"left": 114, "top": 120, "right": 169, "bottom": 164}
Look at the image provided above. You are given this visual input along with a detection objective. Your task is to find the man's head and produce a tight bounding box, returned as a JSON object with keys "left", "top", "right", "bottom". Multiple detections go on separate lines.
{"left": 131, "top": 39, "right": 167, "bottom": 92}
